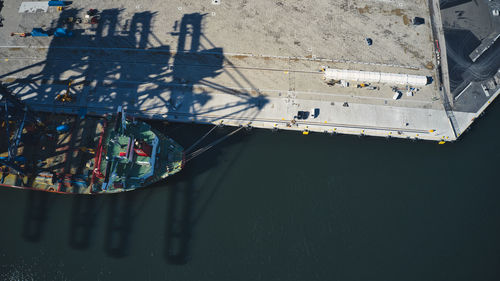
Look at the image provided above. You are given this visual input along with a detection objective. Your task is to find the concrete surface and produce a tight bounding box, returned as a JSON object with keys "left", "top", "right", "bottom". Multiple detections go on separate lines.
{"left": 0, "top": 0, "right": 495, "bottom": 142}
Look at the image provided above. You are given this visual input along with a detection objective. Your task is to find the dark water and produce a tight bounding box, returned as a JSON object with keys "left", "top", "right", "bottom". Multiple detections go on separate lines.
{"left": 1, "top": 102, "right": 500, "bottom": 281}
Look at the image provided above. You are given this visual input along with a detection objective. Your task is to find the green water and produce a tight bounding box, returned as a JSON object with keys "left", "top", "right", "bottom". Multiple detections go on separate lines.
{"left": 1, "top": 101, "right": 500, "bottom": 281}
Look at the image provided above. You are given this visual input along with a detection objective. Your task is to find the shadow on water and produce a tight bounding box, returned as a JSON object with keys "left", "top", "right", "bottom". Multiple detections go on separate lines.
{"left": 18, "top": 122, "right": 251, "bottom": 260}
{"left": 103, "top": 192, "right": 135, "bottom": 258}
{"left": 160, "top": 123, "right": 252, "bottom": 264}
{"left": 68, "top": 187, "right": 154, "bottom": 258}
{"left": 22, "top": 190, "right": 50, "bottom": 242}
{"left": 164, "top": 177, "right": 193, "bottom": 265}
{"left": 4, "top": 6, "right": 267, "bottom": 262}
{"left": 68, "top": 195, "right": 102, "bottom": 250}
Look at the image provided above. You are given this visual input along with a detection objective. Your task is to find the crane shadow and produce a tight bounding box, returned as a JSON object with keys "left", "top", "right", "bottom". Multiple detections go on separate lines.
{"left": 2, "top": 7, "right": 267, "bottom": 261}
{"left": 21, "top": 190, "right": 50, "bottom": 242}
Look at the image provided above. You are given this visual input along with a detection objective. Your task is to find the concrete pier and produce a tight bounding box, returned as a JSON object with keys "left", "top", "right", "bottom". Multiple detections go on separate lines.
{"left": 0, "top": 0, "right": 498, "bottom": 142}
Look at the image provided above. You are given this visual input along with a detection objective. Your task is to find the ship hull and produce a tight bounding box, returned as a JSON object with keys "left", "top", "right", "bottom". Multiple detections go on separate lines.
{"left": 0, "top": 113, "right": 184, "bottom": 194}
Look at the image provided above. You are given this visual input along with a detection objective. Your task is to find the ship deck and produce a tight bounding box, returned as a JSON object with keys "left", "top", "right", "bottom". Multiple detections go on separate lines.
{"left": 0, "top": 0, "right": 490, "bottom": 141}
{"left": 0, "top": 114, "right": 103, "bottom": 193}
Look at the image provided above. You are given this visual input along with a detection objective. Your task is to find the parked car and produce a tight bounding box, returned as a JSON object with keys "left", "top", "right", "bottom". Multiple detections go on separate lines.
{"left": 295, "top": 111, "right": 309, "bottom": 120}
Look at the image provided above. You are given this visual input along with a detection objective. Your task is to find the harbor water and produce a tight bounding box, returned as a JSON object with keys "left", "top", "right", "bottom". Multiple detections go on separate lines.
{"left": 1, "top": 100, "right": 500, "bottom": 281}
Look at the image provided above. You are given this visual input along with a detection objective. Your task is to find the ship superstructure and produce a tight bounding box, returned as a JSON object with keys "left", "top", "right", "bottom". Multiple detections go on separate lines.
{"left": 91, "top": 107, "right": 184, "bottom": 193}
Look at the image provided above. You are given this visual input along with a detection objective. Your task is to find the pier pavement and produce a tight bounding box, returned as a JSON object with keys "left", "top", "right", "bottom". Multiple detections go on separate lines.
{"left": 0, "top": 0, "right": 497, "bottom": 141}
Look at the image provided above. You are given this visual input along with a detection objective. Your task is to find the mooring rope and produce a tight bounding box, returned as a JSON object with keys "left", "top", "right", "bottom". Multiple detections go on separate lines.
{"left": 184, "top": 125, "right": 218, "bottom": 153}
{"left": 185, "top": 126, "right": 245, "bottom": 162}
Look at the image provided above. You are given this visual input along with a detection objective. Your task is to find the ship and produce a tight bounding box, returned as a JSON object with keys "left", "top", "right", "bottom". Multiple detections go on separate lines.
{"left": 0, "top": 89, "right": 184, "bottom": 194}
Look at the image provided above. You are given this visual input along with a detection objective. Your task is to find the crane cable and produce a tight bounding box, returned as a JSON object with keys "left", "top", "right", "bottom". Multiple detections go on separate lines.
{"left": 184, "top": 125, "right": 218, "bottom": 153}
{"left": 185, "top": 126, "right": 245, "bottom": 163}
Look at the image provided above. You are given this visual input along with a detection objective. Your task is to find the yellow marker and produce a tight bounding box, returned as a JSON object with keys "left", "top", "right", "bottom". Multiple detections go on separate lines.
{"left": 324, "top": 121, "right": 327, "bottom": 123}
{"left": 302, "top": 131, "right": 309, "bottom": 135}
{"left": 429, "top": 129, "right": 435, "bottom": 132}
{"left": 284, "top": 71, "right": 289, "bottom": 74}
{"left": 438, "top": 141, "right": 446, "bottom": 145}
{"left": 281, "top": 118, "right": 285, "bottom": 120}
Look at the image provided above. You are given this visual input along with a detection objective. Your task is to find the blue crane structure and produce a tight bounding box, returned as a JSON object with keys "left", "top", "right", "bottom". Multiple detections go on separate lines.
{"left": 0, "top": 83, "right": 42, "bottom": 176}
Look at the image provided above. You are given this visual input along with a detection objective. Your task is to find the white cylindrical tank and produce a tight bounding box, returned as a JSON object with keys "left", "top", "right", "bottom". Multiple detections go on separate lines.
{"left": 324, "top": 68, "right": 429, "bottom": 86}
